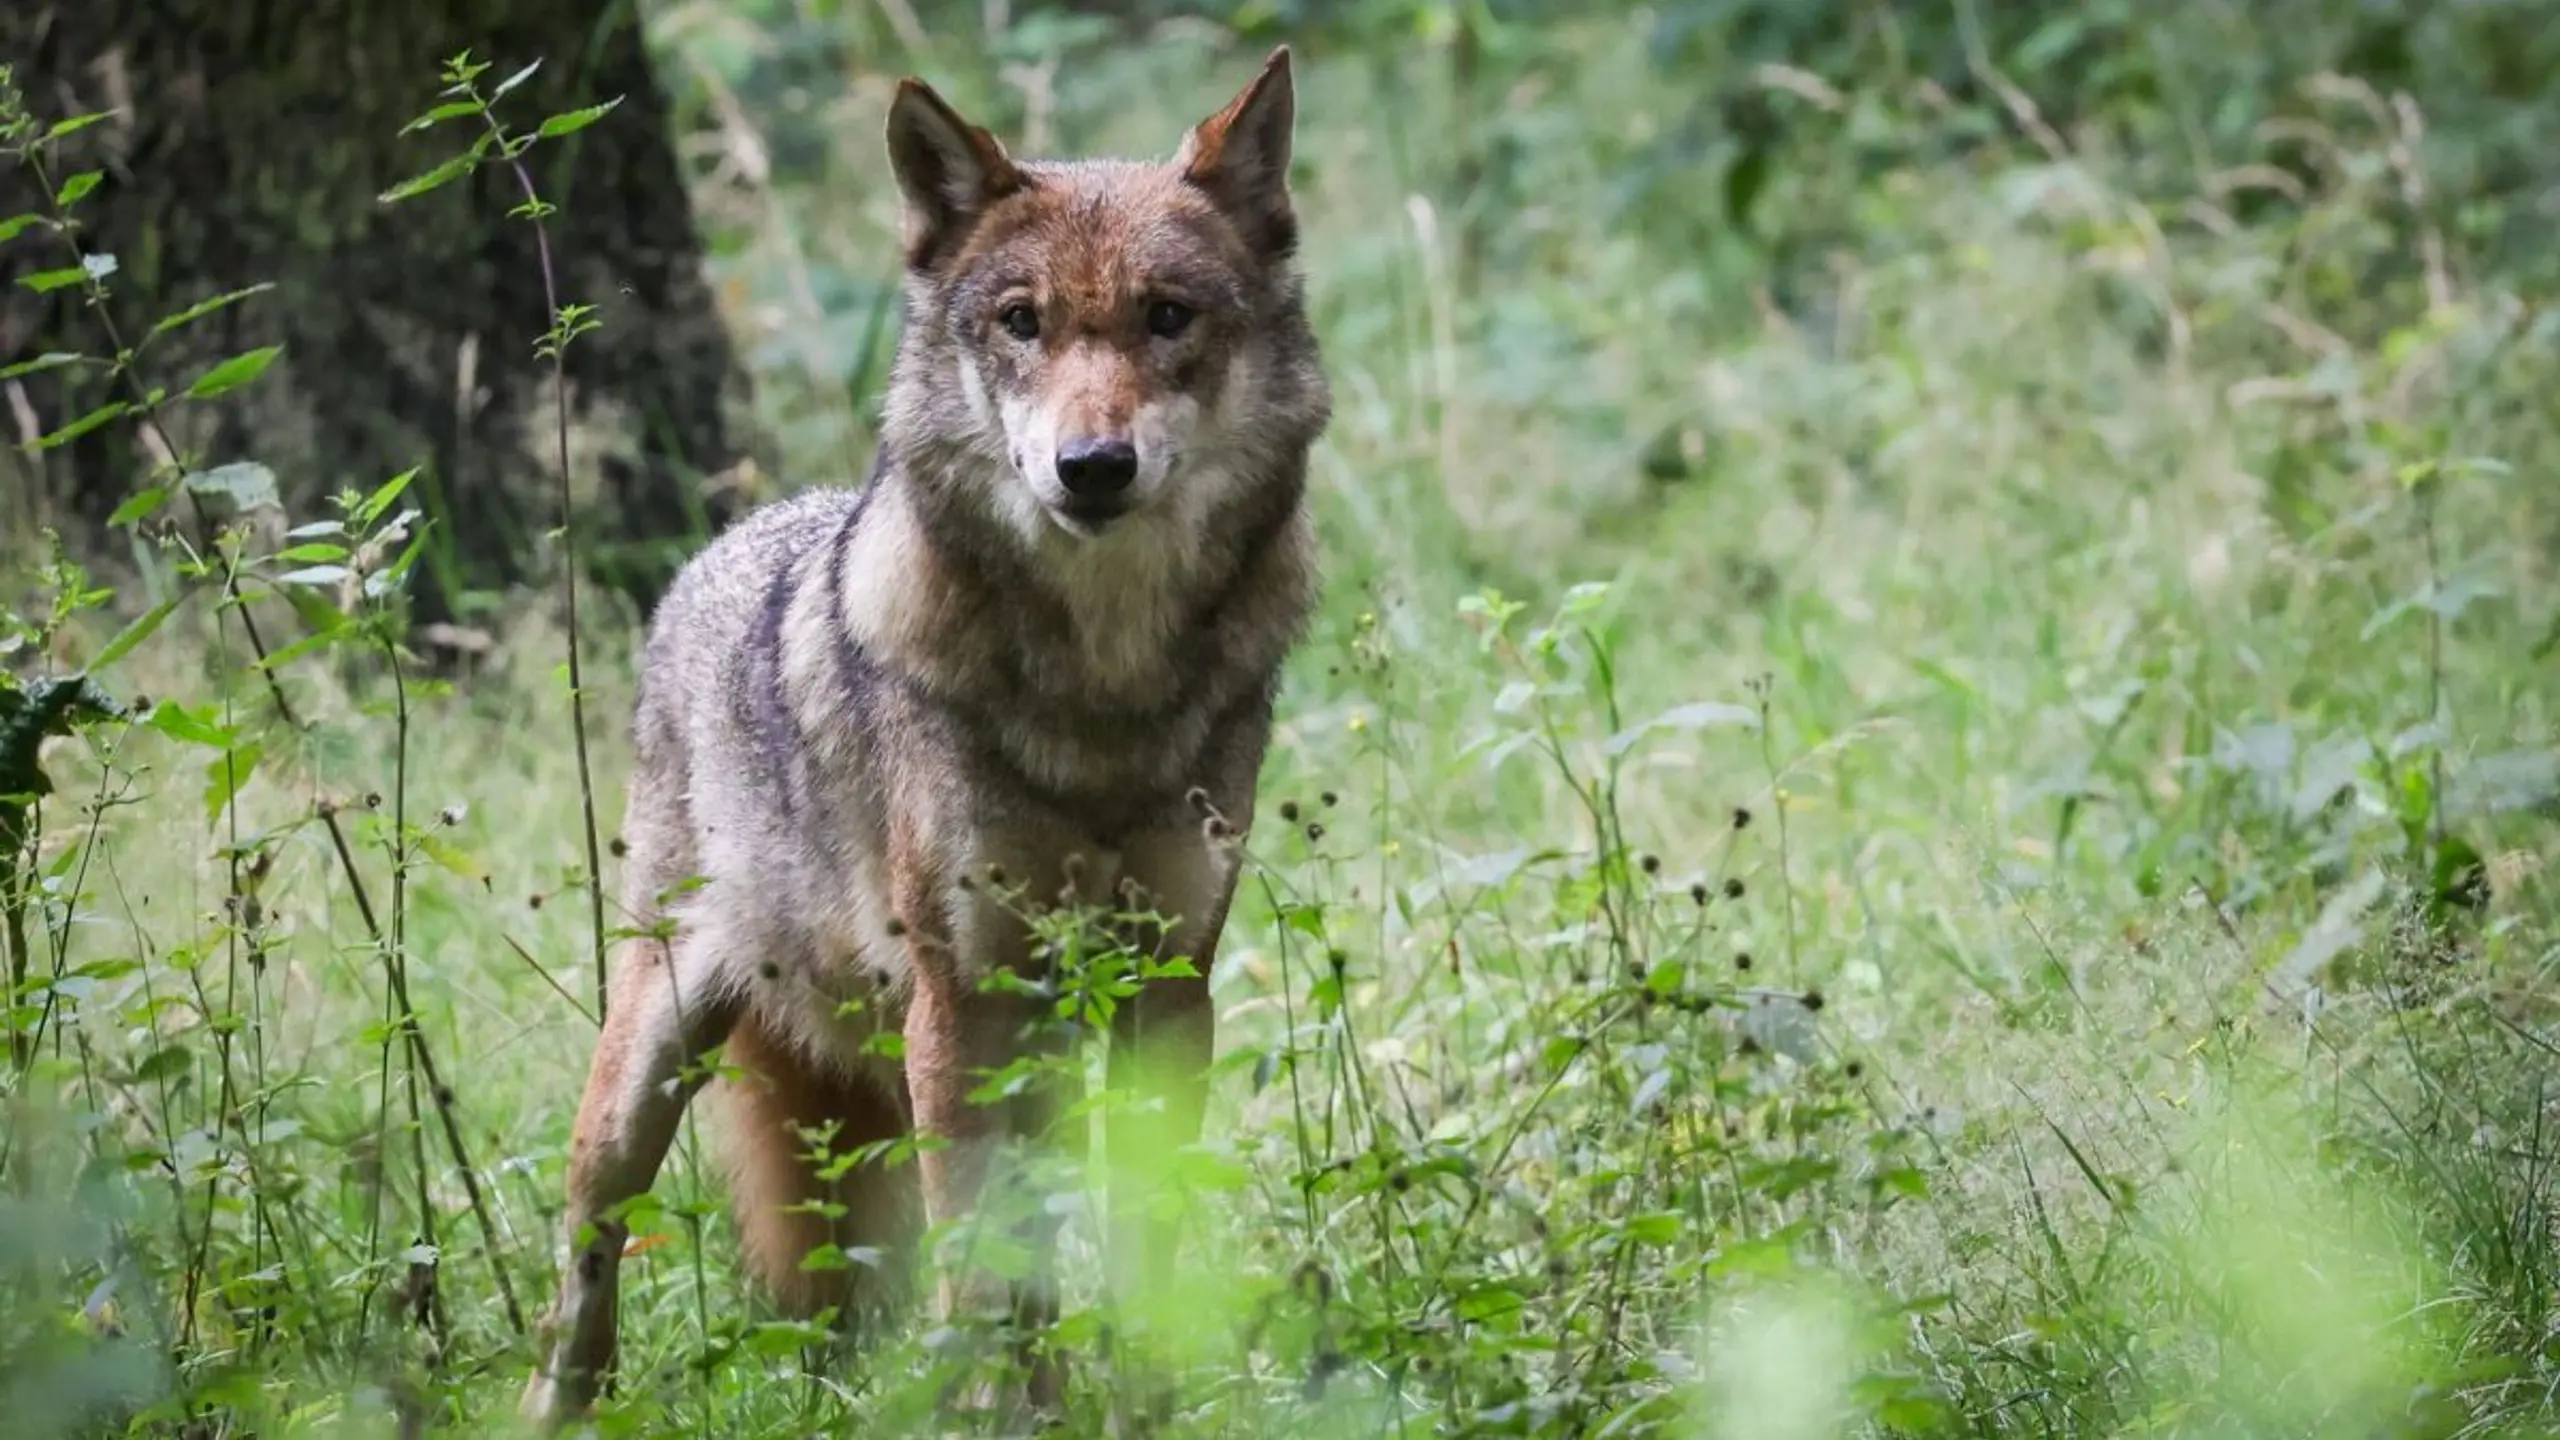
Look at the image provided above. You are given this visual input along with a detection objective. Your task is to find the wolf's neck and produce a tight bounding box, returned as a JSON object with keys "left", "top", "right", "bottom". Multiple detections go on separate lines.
{"left": 843, "top": 461, "right": 1203, "bottom": 709}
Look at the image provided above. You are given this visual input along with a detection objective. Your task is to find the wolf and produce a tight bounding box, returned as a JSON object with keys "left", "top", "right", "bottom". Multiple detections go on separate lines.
{"left": 518, "top": 46, "right": 1329, "bottom": 1426}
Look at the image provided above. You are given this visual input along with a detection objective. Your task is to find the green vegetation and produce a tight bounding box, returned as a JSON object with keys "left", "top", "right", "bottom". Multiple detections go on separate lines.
{"left": 5, "top": 3, "right": 2557, "bottom": 1435}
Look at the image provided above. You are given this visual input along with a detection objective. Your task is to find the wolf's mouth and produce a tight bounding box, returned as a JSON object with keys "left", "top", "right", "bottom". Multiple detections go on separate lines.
{"left": 1048, "top": 494, "right": 1131, "bottom": 535}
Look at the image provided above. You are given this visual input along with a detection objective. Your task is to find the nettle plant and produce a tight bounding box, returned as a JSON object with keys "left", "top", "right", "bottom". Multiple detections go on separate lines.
{"left": 1063, "top": 581, "right": 1950, "bottom": 1433}
{"left": 0, "top": 52, "right": 625, "bottom": 1430}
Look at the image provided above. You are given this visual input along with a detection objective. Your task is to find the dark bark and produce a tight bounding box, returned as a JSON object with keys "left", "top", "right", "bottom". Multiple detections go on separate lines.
{"left": 0, "top": 0, "right": 759, "bottom": 627}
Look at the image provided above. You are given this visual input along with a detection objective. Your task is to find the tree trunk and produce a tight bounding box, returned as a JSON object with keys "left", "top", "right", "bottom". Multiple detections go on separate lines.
{"left": 0, "top": 0, "right": 760, "bottom": 629}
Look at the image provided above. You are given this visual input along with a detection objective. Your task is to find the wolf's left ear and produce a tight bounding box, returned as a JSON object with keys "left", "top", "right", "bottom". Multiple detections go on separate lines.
{"left": 887, "top": 79, "right": 1024, "bottom": 271}
{"left": 1178, "top": 46, "right": 1299, "bottom": 258}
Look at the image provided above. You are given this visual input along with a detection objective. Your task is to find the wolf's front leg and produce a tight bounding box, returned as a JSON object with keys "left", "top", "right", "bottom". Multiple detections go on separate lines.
{"left": 522, "top": 933, "right": 740, "bottom": 1427}
{"left": 1105, "top": 821, "right": 1239, "bottom": 1304}
{"left": 902, "top": 968, "right": 1070, "bottom": 1411}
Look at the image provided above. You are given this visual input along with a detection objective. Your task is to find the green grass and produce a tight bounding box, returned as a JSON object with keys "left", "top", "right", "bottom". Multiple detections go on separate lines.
{"left": 7, "top": 8, "right": 2560, "bottom": 1437}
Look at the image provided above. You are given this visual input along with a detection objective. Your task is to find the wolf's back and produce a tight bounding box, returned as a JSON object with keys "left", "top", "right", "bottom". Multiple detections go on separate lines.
{"left": 622, "top": 488, "right": 865, "bottom": 875}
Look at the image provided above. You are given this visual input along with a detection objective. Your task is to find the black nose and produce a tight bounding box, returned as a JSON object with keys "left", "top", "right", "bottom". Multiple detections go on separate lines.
{"left": 1056, "top": 437, "right": 1139, "bottom": 498}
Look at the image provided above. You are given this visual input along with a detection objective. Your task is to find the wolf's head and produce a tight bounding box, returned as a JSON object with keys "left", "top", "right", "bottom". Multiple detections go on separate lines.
{"left": 877, "top": 49, "right": 1329, "bottom": 545}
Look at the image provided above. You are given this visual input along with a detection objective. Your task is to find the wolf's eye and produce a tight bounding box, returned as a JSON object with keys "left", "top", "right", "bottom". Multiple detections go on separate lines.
{"left": 1145, "top": 299, "right": 1197, "bottom": 339}
{"left": 998, "top": 303, "right": 1041, "bottom": 342}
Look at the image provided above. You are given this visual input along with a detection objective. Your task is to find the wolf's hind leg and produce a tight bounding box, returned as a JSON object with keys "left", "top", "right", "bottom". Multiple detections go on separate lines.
{"left": 714, "top": 1015, "right": 921, "bottom": 1336}
{"left": 521, "top": 930, "right": 742, "bottom": 1427}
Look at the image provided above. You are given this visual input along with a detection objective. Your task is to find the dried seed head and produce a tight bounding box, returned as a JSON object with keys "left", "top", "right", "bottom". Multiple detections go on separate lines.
{"left": 364, "top": 791, "right": 383, "bottom": 810}
{"left": 1320, "top": 790, "right": 1340, "bottom": 808}
{"left": 1690, "top": 882, "right": 1710, "bottom": 906}
{"left": 437, "top": 804, "right": 466, "bottom": 827}
{"left": 759, "top": 961, "right": 781, "bottom": 981}
{"left": 1732, "top": 806, "right": 1753, "bottom": 830}
{"left": 609, "top": 836, "right": 629, "bottom": 858}
{"left": 1638, "top": 852, "right": 1661, "bottom": 875}
{"left": 1304, "top": 822, "right": 1326, "bottom": 843}
{"left": 1734, "top": 951, "right": 1753, "bottom": 972}
{"left": 885, "top": 917, "right": 908, "bottom": 939}
{"left": 985, "top": 863, "right": 1009, "bottom": 888}
{"left": 1844, "top": 1060, "right": 1865, "bottom": 1079}
{"left": 1278, "top": 800, "right": 1301, "bottom": 823}
{"left": 528, "top": 893, "right": 544, "bottom": 911}
{"left": 1800, "top": 988, "right": 1825, "bottom": 1012}
{"left": 1723, "top": 877, "right": 1746, "bottom": 900}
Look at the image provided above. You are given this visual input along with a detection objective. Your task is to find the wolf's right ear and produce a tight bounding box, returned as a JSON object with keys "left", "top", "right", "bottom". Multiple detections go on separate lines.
{"left": 886, "top": 79, "right": 1023, "bottom": 270}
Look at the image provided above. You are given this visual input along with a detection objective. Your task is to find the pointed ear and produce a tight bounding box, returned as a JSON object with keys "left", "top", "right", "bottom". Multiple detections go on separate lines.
{"left": 886, "top": 78, "right": 1024, "bottom": 270}
{"left": 1176, "top": 46, "right": 1299, "bottom": 258}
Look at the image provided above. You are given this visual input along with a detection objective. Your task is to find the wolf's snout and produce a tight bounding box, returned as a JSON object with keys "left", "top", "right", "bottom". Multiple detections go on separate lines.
{"left": 1056, "top": 437, "right": 1140, "bottom": 499}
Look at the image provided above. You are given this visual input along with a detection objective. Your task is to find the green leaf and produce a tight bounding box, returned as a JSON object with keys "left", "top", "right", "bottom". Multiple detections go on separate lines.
{"left": 398, "top": 100, "right": 483, "bottom": 135}
{"left": 1724, "top": 145, "right": 1770, "bottom": 231}
{"left": 186, "top": 346, "right": 283, "bottom": 400}
{"left": 89, "top": 597, "right": 182, "bottom": 671}
{"left": 251, "top": 625, "right": 343, "bottom": 674}
{"left": 33, "top": 400, "right": 129, "bottom": 451}
{"left": 185, "top": 462, "right": 279, "bottom": 511}
{"left": 1622, "top": 1212, "right": 1683, "bottom": 1246}
{"left": 150, "top": 284, "right": 275, "bottom": 339}
{"left": 272, "top": 564, "right": 350, "bottom": 588}
{"left": 419, "top": 833, "right": 487, "bottom": 884}
{"left": 134, "top": 1045, "right": 191, "bottom": 1085}
{"left": 53, "top": 170, "right": 104, "bottom": 207}
{"left": 0, "top": 213, "right": 45, "bottom": 243}
{"left": 493, "top": 60, "right": 544, "bottom": 99}
{"left": 145, "top": 700, "right": 233, "bottom": 750}
{"left": 354, "top": 467, "right": 419, "bottom": 527}
{"left": 204, "top": 743, "right": 262, "bottom": 824}
{"left": 378, "top": 152, "right": 478, "bottom": 205}
{"left": 1605, "top": 699, "right": 1760, "bottom": 757}
{"left": 270, "top": 542, "right": 348, "bottom": 565}
{"left": 1452, "top": 1281, "right": 1528, "bottom": 1324}
{"left": 18, "top": 266, "right": 92, "bottom": 294}
{"left": 538, "top": 98, "right": 622, "bottom": 138}
{"left": 367, "top": 523, "right": 433, "bottom": 598}
{"left": 46, "top": 112, "right": 112, "bottom": 141}
{"left": 106, "top": 485, "right": 170, "bottom": 528}
{"left": 0, "top": 351, "right": 85, "bottom": 381}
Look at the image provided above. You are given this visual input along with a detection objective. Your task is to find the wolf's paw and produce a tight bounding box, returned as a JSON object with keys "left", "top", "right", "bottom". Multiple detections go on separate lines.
{"left": 518, "top": 1354, "right": 602, "bottom": 1431}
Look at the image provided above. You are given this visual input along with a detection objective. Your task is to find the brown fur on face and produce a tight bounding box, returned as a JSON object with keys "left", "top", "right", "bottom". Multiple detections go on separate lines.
{"left": 882, "top": 50, "right": 1309, "bottom": 541}
{"left": 953, "top": 172, "right": 1250, "bottom": 444}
